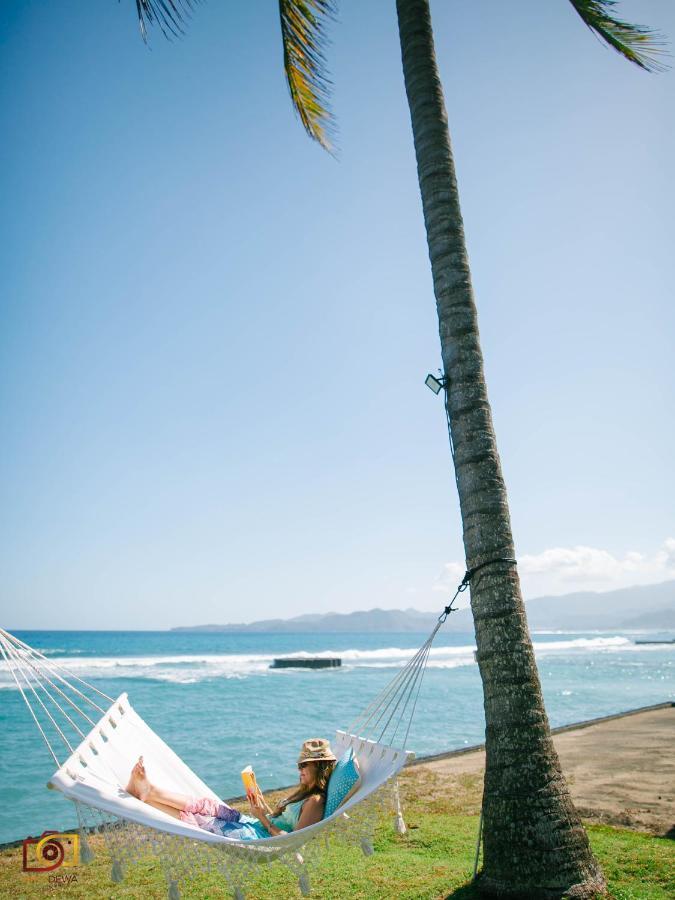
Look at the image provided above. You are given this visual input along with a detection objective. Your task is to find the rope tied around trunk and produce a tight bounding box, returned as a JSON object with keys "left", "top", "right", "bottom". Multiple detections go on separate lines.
{"left": 439, "top": 556, "right": 518, "bottom": 622}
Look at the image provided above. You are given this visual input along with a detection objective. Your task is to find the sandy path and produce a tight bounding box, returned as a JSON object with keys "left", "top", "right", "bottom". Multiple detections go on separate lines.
{"left": 410, "top": 703, "right": 675, "bottom": 836}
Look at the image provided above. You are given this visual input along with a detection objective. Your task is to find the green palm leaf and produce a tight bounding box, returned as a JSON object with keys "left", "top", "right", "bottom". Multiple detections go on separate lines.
{"left": 568, "top": 0, "right": 668, "bottom": 72}
{"left": 278, "top": 0, "right": 336, "bottom": 152}
{"left": 134, "top": 0, "right": 198, "bottom": 43}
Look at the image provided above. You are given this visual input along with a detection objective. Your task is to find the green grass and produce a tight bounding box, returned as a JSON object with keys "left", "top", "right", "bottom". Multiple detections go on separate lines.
{"left": 1, "top": 770, "right": 672, "bottom": 899}
{"left": 582, "top": 826, "right": 674, "bottom": 900}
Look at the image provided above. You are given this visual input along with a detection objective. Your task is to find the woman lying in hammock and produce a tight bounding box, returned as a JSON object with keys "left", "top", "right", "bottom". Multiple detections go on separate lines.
{"left": 125, "top": 738, "right": 337, "bottom": 840}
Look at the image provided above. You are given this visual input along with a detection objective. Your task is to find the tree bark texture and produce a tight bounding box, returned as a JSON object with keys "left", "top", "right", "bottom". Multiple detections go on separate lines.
{"left": 396, "top": 1, "right": 605, "bottom": 896}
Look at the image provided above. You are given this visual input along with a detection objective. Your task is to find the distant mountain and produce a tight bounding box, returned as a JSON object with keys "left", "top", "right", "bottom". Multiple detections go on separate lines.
{"left": 620, "top": 607, "right": 675, "bottom": 630}
{"left": 171, "top": 607, "right": 442, "bottom": 633}
{"left": 522, "top": 580, "right": 675, "bottom": 631}
{"left": 171, "top": 579, "right": 675, "bottom": 633}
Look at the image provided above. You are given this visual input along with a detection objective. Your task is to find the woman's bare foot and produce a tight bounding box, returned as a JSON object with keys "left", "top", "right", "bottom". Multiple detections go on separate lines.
{"left": 126, "top": 756, "right": 152, "bottom": 802}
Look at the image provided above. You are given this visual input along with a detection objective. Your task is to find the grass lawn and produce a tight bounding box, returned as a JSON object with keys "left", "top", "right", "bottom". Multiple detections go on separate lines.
{"left": 1, "top": 769, "right": 672, "bottom": 899}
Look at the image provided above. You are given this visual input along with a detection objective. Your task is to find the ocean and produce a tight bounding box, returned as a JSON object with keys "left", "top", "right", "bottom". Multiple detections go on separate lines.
{"left": 1, "top": 628, "right": 673, "bottom": 845}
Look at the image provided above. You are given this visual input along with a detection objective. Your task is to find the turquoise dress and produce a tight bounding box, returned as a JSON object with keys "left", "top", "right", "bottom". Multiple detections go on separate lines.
{"left": 219, "top": 800, "right": 304, "bottom": 841}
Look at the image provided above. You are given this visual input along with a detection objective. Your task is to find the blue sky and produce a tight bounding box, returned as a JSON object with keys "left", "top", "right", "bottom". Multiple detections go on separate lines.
{"left": 1, "top": 1, "right": 673, "bottom": 629}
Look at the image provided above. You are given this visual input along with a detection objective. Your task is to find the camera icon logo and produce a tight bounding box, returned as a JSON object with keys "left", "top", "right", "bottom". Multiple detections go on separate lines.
{"left": 22, "top": 831, "right": 80, "bottom": 872}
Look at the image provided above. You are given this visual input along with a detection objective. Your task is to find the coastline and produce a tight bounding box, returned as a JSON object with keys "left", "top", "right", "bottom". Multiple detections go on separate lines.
{"left": 407, "top": 698, "right": 674, "bottom": 767}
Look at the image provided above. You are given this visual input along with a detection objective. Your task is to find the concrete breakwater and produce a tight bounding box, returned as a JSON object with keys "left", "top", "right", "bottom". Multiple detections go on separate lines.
{"left": 271, "top": 657, "right": 342, "bottom": 669}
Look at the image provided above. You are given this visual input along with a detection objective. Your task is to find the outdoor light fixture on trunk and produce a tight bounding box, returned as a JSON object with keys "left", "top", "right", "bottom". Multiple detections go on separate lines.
{"left": 396, "top": 1, "right": 605, "bottom": 895}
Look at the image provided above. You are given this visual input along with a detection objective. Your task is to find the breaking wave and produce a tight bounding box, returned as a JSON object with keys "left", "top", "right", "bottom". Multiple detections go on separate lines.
{"left": 0, "top": 634, "right": 659, "bottom": 689}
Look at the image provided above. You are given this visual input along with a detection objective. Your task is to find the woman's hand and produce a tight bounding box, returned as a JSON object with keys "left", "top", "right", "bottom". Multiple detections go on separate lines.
{"left": 247, "top": 796, "right": 267, "bottom": 821}
{"left": 247, "top": 796, "right": 282, "bottom": 836}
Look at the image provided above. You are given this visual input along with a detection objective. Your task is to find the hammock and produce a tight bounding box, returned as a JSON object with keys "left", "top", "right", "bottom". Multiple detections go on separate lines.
{"left": 0, "top": 615, "right": 451, "bottom": 898}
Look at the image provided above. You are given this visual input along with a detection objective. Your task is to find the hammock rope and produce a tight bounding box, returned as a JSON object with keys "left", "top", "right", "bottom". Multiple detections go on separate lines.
{"left": 0, "top": 636, "right": 64, "bottom": 767}
{"left": 346, "top": 567, "right": 476, "bottom": 744}
{"left": 3, "top": 635, "right": 94, "bottom": 738}
{"left": 0, "top": 629, "right": 114, "bottom": 765}
{"left": 3, "top": 640, "right": 77, "bottom": 755}
{"left": 3, "top": 627, "right": 113, "bottom": 706}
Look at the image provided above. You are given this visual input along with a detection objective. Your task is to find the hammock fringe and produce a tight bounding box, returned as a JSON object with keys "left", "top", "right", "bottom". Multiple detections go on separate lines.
{"left": 73, "top": 781, "right": 399, "bottom": 898}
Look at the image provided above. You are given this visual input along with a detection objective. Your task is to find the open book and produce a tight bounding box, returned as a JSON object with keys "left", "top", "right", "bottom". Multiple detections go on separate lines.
{"left": 241, "top": 765, "right": 264, "bottom": 805}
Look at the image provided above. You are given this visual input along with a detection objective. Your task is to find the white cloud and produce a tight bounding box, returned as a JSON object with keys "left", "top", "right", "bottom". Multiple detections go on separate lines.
{"left": 434, "top": 561, "right": 465, "bottom": 588}
{"left": 435, "top": 537, "right": 675, "bottom": 601}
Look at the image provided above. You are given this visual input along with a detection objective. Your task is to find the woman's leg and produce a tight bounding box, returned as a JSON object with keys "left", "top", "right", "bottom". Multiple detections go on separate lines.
{"left": 142, "top": 799, "right": 182, "bottom": 820}
{"left": 126, "top": 757, "right": 191, "bottom": 811}
{"left": 147, "top": 784, "right": 194, "bottom": 811}
{"left": 125, "top": 757, "right": 240, "bottom": 825}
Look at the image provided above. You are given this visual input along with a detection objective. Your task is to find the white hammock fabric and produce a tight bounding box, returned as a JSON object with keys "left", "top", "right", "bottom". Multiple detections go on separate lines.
{"left": 0, "top": 622, "right": 448, "bottom": 897}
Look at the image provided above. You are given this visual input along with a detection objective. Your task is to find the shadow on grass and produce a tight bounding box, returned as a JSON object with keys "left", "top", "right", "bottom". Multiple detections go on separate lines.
{"left": 444, "top": 882, "right": 481, "bottom": 899}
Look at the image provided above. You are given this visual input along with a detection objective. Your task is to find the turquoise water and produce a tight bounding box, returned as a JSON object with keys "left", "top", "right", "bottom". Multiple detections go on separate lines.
{"left": 0, "top": 629, "right": 673, "bottom": 844}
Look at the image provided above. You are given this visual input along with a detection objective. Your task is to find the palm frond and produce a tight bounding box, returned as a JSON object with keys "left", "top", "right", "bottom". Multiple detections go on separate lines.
{"left": 132, "top": 0, "right": 199, "bottom": 43}
{"left": 568, "top": 0, "right": 669, "bottom": 72}
{"left": 278, "top": 0, "right": 337, "bottom": 153}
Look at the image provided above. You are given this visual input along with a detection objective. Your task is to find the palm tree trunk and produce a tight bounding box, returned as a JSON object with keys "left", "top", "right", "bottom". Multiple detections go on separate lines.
{"left": 395, "top": 1, "right": 605, "bottom": 895}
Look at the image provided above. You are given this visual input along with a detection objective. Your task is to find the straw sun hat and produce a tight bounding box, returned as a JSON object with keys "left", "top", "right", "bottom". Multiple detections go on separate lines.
{"left": 297, "top": 738, "right": 337, "bottom": 765}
